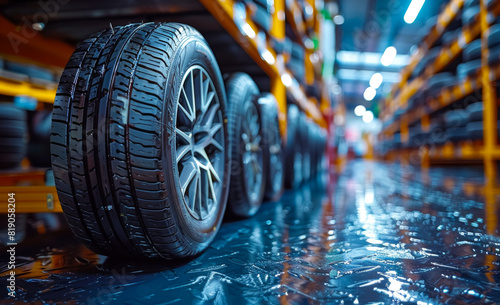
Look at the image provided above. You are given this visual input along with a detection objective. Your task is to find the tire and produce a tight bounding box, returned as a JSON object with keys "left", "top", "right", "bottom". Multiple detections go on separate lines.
{"left": 309, "top": 123, "right": 320, "bottom": 178}
{"left": 284, "top": 104, "right": 302, "bottom": 189}
{"left": 28, "top": 109, "right": 52, "bottom": 167}
{"left": 226, "top": 73, "right": 265, "bottom": 217}
{"left": 0, "top": 103, "right": 27, "bottom": 169}
{"left": 257, "top": 93, "right": 284, "bottom": 202}
{"left": 51, "top": 22, "right": 230, "bottom": 259}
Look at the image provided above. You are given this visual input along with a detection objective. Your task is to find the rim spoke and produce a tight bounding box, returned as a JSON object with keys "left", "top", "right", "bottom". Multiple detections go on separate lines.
{"left": 243, "top": 152, "right": 252, "bottom": 164}
{"left": 196, "top": 171, "right": 203, "bottom": 216}
{"left": 209, "top": 137, "right": 224, "bottom": 152}
{"left": 176, "top": 128, "right": 192, "bottom": 144}
{"left": 176, "top": 145, "right": 191, "bottom": 163}
{"left": 207, "top": 161, "right": 221, "bottom": 183}
{"left": 253, "top": 135, "right": 261, "bottom": 146}
{"left": 188, "top": 170, "right": 199, "bottom": 211}
{"left": 181, "top": 87, "right": 194, "bottom": 121}
{"left": 242, "top": 132, "right": 250, "bottom": 145}
{"left": 201, "top": 74, "right": 212, "bottom": 112}
{"left": 207, "top": 171, "right": 217, "bottom": 204}
{"left": 200, "top": 103, "right": 220, "bottom": 129}
{"left": 191, "top": 71, "right": 197, "bottom": 116}
{"left": 252, "top": 156, "right": 262, "bottom": 174}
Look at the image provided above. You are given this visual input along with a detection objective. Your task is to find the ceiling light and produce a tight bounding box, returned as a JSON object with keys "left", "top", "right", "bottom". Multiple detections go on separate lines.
{"left": 281, "top": 73, "right": 293, "bottom": 87}
{"left": 242, "top": 23, "right": 256, "bottom": 39}
{"left": 354, "top": 105, "right": 366, "bottom": 116}
{"left": 363, "top": 110, "right": 374, "bottom": 123}
{"left": 333, "top": 15, "right": 345, "bottom": 25}
{"left": 261, "top": 50, "right": 275, "bottom": 65}
{"left": 363, "top": 87, "right": 376, "bottom": 101}
{"left": 404, "top": 0, "right": 426, "bottom": 24}
{"left": 381, "top": 46, "right": 397, "bottom": 66}
{"left": 336, "top": 51, "right": 410, "bottom": 68}
{"left": 369, "top": 73, "right": 383, "bottom": 89}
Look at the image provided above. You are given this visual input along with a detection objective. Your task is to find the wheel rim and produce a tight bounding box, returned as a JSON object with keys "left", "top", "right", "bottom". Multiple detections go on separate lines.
{"left": 175, "top": 66, "right": 224, "bottom": 221}
{"left": 241, "top": 102, "right": 263, "bottom": 202}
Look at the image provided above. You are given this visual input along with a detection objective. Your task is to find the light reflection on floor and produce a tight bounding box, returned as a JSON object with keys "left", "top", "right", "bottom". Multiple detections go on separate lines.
{"left": 1, "top": 161, "right": 499, "bottom": 304}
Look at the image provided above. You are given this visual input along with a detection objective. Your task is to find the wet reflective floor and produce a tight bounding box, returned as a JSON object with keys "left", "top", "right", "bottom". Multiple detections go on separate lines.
{"left": 1, "top": 161, "right": 500, "bottom": 304}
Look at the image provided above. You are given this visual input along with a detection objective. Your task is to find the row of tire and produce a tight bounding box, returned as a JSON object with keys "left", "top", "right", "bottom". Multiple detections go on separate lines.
{"left": 2, "top": 23, "right": 328, "bottom": 259}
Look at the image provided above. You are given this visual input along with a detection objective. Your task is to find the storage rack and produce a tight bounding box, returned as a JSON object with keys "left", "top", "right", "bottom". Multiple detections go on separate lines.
{"left": 379, "top": 0, "right": 500, "bottom": 218}
{"left": 0, "top": 0, "right": 334, "bottom": 213}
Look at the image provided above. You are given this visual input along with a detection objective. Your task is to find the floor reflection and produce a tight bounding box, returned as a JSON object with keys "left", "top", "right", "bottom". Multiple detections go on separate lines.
{"left": 1, "top": 161, "right": 499, "bottom": 304}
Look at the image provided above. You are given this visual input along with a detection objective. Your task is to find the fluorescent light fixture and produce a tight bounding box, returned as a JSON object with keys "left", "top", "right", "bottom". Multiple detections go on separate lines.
{"left": 363, "top": 87, "right": 376, "bottom": 101}
{"left": 336, "top": 51, "right": 410, "bottom": 68}
{"left": 337, "top": 69, "right": 401, "bottom": 83}
{"left": 363, "top": 110, "right": 374, "bottom": 123}
{"left": 404, "top": 0, "right": 426, "bottom": 24}
{"left": 381, "top": 46, "right": 397, "bottom": 66}
{"left": 369, "top": 73, "right": 383, "bottom": 89}
{"left": 354, "top": 105, "right": 366, "bottom": 116}
{"left": 333, "top": 15, "right": 345, "bottom": 25}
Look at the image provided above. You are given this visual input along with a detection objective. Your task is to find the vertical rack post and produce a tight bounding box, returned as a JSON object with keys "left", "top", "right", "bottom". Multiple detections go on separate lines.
{"left": 270, "top": 0, "right": 287, "bottom": 140}
{"left": 480, "top": 0, "right": 498, "bottom": 185}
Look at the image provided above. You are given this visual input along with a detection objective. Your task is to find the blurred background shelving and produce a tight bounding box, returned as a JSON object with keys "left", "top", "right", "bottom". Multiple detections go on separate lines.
{"left": 376, "top": 0, "right": 500, "bottom": 188}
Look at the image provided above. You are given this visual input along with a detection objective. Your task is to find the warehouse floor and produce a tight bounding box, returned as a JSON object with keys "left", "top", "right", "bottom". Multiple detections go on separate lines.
{"left": 1, "top": 161, "right": 500, "bottom": 304}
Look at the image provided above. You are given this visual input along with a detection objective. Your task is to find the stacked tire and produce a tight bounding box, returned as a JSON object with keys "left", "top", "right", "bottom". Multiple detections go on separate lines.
{"left": 284, "top": 104, "right": 327, "bottom": 189}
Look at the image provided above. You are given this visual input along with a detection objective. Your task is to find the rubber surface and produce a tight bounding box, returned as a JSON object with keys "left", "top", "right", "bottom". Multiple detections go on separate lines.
{"left": 257, "top": 93, "right": 284, "bottom": 202}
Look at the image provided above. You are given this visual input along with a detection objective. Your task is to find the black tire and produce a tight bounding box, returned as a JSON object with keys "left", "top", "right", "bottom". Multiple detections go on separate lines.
{"left": 257, "top": 93, "right": 284, "bottom": 202}
{"left": 28, "top": 109, "right": 52, "bottom": 167}
{"left": 51, "top": 22, "right": 230, "bottom": 259}
{"left": 226, "top": 73, "right": 265, "bottom": 217}
{"left": 284, "top": 104, "right": 303, "bottom": 189}
{"left": 309, "top": 123, "right": 320, "bottom": 178}
{"left": 0, "top": 103, "right": 27, "bottom": 169}
{"left": 316, "top": 129, "right": 328, "bottom": 175}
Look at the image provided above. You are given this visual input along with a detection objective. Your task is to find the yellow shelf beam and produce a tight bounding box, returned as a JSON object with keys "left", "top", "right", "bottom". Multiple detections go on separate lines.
{"left": 0, "top": 186, "right": 61, "bottom": 214}
{"left": 0, "top": 77, "right": 56, "bottom": 103}
{"left": 198, "top": 0, "right": 328, "bottom": 131}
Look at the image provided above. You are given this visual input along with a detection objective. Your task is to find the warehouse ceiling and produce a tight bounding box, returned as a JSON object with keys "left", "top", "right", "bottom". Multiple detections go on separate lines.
{"left": 337, "top": 0, "right": 449, "bottom": 110}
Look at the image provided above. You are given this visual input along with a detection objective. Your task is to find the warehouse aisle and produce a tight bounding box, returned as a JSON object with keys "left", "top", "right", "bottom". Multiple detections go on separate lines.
{"left": 1, "top": 161, "right": 499, "bottom": 304}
